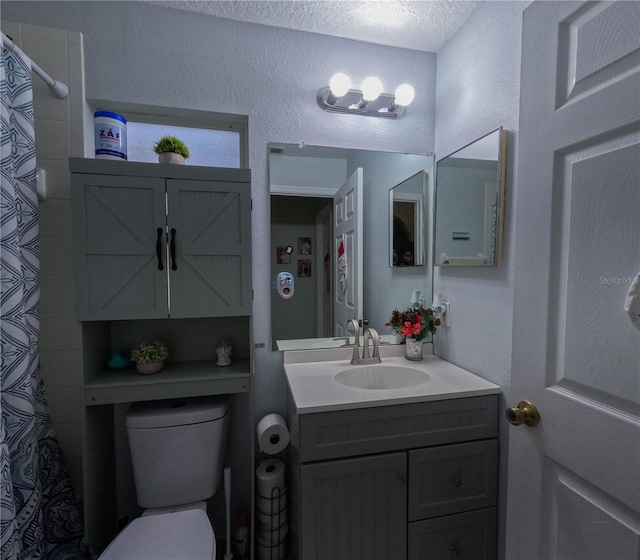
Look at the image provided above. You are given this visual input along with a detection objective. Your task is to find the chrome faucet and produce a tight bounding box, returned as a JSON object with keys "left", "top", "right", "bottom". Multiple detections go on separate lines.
{"left": 347, "top": 320, "right": 382, "bottom": 365}
{"left": 346, "top": 319, "right": 361, "bottom": 363}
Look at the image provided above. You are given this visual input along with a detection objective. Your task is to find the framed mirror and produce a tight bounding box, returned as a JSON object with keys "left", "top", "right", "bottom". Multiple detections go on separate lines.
{"left": 269, "top": 143, "right": 434, "bottom": 351}
{"left": 434, "top": 127, "right": 507, "bottom": 266}
{"left": 390, "top": 170, "right": 427, "bottom": 267}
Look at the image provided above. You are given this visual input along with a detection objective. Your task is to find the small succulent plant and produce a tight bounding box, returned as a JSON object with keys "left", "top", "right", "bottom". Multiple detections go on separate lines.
{"left": 153, "top": 136, "right": 190, "bottom": 159}
{"left": 130, "top": 340, "right": 169, "bottom": 364}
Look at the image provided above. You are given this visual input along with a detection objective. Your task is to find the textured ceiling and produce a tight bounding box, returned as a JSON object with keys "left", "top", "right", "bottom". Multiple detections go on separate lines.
{"left": 147, "top": 0, "right": 482, "bottom": 52}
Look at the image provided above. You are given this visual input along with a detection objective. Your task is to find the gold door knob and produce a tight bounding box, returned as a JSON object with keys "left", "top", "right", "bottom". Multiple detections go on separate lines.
{"left": 506, "top": 400, "right": 540, "bottom": 427}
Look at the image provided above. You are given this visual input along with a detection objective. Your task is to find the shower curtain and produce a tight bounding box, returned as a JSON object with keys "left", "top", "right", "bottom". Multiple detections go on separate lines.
{"left": 1, "top": 42, "right": 91, "bottom": 560}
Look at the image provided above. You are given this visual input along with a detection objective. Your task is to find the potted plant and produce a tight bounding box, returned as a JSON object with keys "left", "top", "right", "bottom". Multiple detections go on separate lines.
{"left": 385, "top": 307, "right": 441, "bottom": 361}
{"left": 153, "top": 135, "right": 190, "bottom": 164}
{"left": 130, "top": 340, "right": 169, "bottom": 374}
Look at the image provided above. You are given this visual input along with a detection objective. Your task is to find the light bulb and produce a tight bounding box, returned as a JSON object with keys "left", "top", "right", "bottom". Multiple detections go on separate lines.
{"left": 329, "top": 73, "right": 351, "bottom": 98}
{"left": 361, "top": 77, "right": 383, "bottom": 102}
{"left": 394, "top": 84, "right": 415, "bottom": 106}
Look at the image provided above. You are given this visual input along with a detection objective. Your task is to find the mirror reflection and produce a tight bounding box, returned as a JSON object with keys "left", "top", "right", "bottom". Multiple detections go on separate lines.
{"left": 434, "top": 127, "right": 507, "bottom": 266}
{"left": 390, "top": 171, "right": 427, "bottom": 267}
{"left": 269, "top": 143, "right": 434, "bottom": 351}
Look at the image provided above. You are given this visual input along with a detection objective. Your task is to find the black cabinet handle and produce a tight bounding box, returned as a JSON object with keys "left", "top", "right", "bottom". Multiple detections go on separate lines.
{"left": 156, "top": 228, "right": 164, "bottom": 270}
{"left": 170, "top": 228, "right": 177, "bottom": 270}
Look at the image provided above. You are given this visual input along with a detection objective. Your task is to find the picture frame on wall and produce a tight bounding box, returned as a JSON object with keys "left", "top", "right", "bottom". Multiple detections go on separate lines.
{"left": 298, "top": 237, "right": 311, "bottom": 255}
{"left": 277, "top": 246, "right": 292, "bottom": 264}
{"left": 298, "top": 260, "right": 311, "bottom": 277}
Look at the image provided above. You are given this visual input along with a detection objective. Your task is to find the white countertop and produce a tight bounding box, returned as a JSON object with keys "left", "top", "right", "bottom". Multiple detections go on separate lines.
{"left": 284, "top": 345, "right": 501, "bottom": 414}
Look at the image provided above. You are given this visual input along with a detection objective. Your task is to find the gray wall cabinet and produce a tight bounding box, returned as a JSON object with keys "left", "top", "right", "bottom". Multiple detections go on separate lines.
{"left": 71, "top": 159, "right": 251, "bottom": 321}
{"left": 288, "top": 395, "right": 499, "bottom": 559}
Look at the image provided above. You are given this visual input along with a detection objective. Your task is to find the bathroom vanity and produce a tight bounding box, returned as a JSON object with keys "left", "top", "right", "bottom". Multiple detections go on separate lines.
{"left": 285, "top": 347, "right": 501, "bottom": 560}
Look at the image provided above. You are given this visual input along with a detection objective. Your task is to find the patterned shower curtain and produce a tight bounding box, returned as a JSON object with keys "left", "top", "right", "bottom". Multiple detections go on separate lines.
{"left": 1, "top": 42, "right": 91, "bottom": 560}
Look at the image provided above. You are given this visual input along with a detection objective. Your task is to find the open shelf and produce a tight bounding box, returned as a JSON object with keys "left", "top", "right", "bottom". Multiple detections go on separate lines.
{"left": 84, "top": 359, "right": 251, "bottom": 405}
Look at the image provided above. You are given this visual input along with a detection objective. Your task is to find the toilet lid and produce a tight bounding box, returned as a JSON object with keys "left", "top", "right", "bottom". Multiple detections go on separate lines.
{"left": 99, "top": 509, "right": 215, "bottom": 560}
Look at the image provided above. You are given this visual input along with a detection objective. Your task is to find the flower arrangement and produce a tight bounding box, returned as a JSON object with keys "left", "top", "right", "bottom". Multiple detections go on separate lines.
{"left": 385, "top": 307, "right": 441, "bottom": 341}
{"left": 153, "top": 135, "right": 190, "bottom": 159}
{"left": 130, "top": 340, "right": 169, "bottom": 364}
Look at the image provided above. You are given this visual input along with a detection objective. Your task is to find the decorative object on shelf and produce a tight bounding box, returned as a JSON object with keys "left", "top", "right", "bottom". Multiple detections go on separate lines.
{"left": 153, "top": 135, "right": 190, "bottom": 164}
{"left": 106, "top": 350, "right": 132, "bottom": 370}
{"left": 385, "top": 307, "right": 441, "bottom": 361}
{"left": 216, "top": 340, "right": 232, "bottom": 367}
{"left": 130, "top": 340, "right": 169, "bottom": 374}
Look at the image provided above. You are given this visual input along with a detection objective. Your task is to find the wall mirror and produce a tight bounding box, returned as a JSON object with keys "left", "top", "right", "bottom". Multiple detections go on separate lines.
{"left": 269, "top": 143, "right": 434, "bottom": 351}
{"left": 390, "top": 171, "right": 427, "bottom": 267}
{"left": 434, "top": 127, "right": 507, "bottom": 266}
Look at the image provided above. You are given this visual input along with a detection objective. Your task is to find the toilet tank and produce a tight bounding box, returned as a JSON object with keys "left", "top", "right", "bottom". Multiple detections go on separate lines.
{"left": 126, "top": 395, "right": 231, "bottom": 509}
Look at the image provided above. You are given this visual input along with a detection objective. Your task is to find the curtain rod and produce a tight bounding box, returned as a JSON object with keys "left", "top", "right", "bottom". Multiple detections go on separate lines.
{"left": 2, "top": 32, "right": 69, "bottom": 99}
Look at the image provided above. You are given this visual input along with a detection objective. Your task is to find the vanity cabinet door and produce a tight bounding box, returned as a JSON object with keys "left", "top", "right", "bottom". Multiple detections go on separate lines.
{"left": 300, "top": 452, "right": 407, "bottom": 560}
{"left": 71, "top": 173, "right": 168, "bottom": 320}
{"left": 408, "top": 508, "right": 497, "bottom": 560}
{"left": 167, "top": 179, "right": 251, "bottom": 318}
{"left": 408, "top": 439, "right": 498, "bottom": 521}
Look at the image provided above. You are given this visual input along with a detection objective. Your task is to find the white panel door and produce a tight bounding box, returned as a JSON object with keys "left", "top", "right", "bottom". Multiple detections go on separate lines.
{"left": 333, "top": 168, "right": 363, "bottom": 336}
{"left": 507, "top": 2, "right": 640, "bottom": 558}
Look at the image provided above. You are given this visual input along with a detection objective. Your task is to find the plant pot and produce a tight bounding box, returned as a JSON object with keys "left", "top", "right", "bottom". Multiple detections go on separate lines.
{"left": 136, "top": 361, "right": 164, "bottom": 375}
{"left": 158, "top": 152, "right": 185, "bottom": 165}
{"left": 405, "top": 338, "right": 423, "bottom": 361}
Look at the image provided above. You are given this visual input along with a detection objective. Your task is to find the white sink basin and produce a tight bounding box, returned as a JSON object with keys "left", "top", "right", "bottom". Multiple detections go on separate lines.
{"left": 334, "top": 365, "right": 430, "bottom": 390}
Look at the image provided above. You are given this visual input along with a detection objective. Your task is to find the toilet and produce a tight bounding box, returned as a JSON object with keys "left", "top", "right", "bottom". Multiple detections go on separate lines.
{"left": 99, "top": 395, "right": 231, "bottom": 560}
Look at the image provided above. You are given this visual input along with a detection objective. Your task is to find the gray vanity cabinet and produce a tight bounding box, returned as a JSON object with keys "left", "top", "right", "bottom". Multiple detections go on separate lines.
{"left": 300, "top": 452, "right": 407, "bottom": 559}
{"left": 70, "top": 159, "right": 251, "bottom": 321}
{"left": 288, "top": 395, "right": 499, "bottom": 560}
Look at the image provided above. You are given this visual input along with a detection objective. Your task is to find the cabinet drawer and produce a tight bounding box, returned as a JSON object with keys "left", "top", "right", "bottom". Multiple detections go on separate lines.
{"left": 297, "top": 395, "right": 498, "bottom": 462}
{"left": 408, "top": 439, "right": 498, "bottom": 521}
{"left": 408, "top": 508, "right": 497, "bottom": 560}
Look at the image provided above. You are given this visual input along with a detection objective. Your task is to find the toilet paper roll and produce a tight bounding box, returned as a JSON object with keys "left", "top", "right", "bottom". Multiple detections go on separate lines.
{"left": 256, "top": 414, "right": 290, "bottom": 455}
{"left": 256, "top": 458, "right": 286, "bottom": 497}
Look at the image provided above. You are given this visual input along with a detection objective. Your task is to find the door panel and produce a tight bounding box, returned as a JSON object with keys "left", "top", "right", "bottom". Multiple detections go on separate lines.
{"left": 541, "top": 461, "right": 640, "bottom": 559}
{"left": 507, "top": 1, "right": 640, "bottom": 558}
{"left": 333, "top": 168, "right": 363, "bottom": 336}
{"left": 167, "top": 179, "right": 251, "bottom": 318}
{"left": 300, "top": 452, "right": 407, "bottom": 560}
{"left": 72, "top": 174, "right": 167, "bottom": 320}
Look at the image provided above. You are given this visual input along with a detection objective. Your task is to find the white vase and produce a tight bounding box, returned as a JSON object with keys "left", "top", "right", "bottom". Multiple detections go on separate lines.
{"left": 136, "top": 361, "right": 164, "bottom": 375}
{"left": 158, "top": 152, "right": 185, "bottom": 165}
{"left": 405, "top": 338, "right": 423, "bottom": 361}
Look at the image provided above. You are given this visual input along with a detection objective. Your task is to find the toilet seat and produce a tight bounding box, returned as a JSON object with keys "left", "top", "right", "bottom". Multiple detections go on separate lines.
{"left": 99, "top": 508, "right": 215, "bottom": 560}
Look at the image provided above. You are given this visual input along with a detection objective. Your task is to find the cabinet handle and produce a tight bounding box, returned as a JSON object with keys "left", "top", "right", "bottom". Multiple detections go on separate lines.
{"left": 450, "top": 544, "right": 460, "bottom": 557}
{"left": 451, "top": 475, "right": 462, "bottom": 487}
{"left": 170, "top": 228, "right": 177, "bottom": 271}
{"left": 397, "top": 473, "right": 407, "bottom": 485}
{"left": 156, "top": 228, "right": 164, "bottom": 270}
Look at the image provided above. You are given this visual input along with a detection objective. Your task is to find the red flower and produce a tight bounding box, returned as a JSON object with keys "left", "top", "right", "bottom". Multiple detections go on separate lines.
{"left": 387, "top": 306, "right": 438, "bottom": 341}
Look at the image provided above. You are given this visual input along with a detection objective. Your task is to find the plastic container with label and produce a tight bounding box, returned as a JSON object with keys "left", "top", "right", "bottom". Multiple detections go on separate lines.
{"left": 94, "top": 111, "right": 127, "bottom": 160}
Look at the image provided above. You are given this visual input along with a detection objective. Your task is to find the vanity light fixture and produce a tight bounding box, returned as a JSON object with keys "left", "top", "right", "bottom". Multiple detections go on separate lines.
{"left": 317, "top": 73, "right": 415, "bottom": 119}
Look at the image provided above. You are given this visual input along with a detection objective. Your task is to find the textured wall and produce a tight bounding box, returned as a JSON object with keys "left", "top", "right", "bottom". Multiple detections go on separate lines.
{"left": 434, "top": 0, "right": 529, "bottom": 391}
{"left": 434, "top": 3, "right": 530, "bottom": 557}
